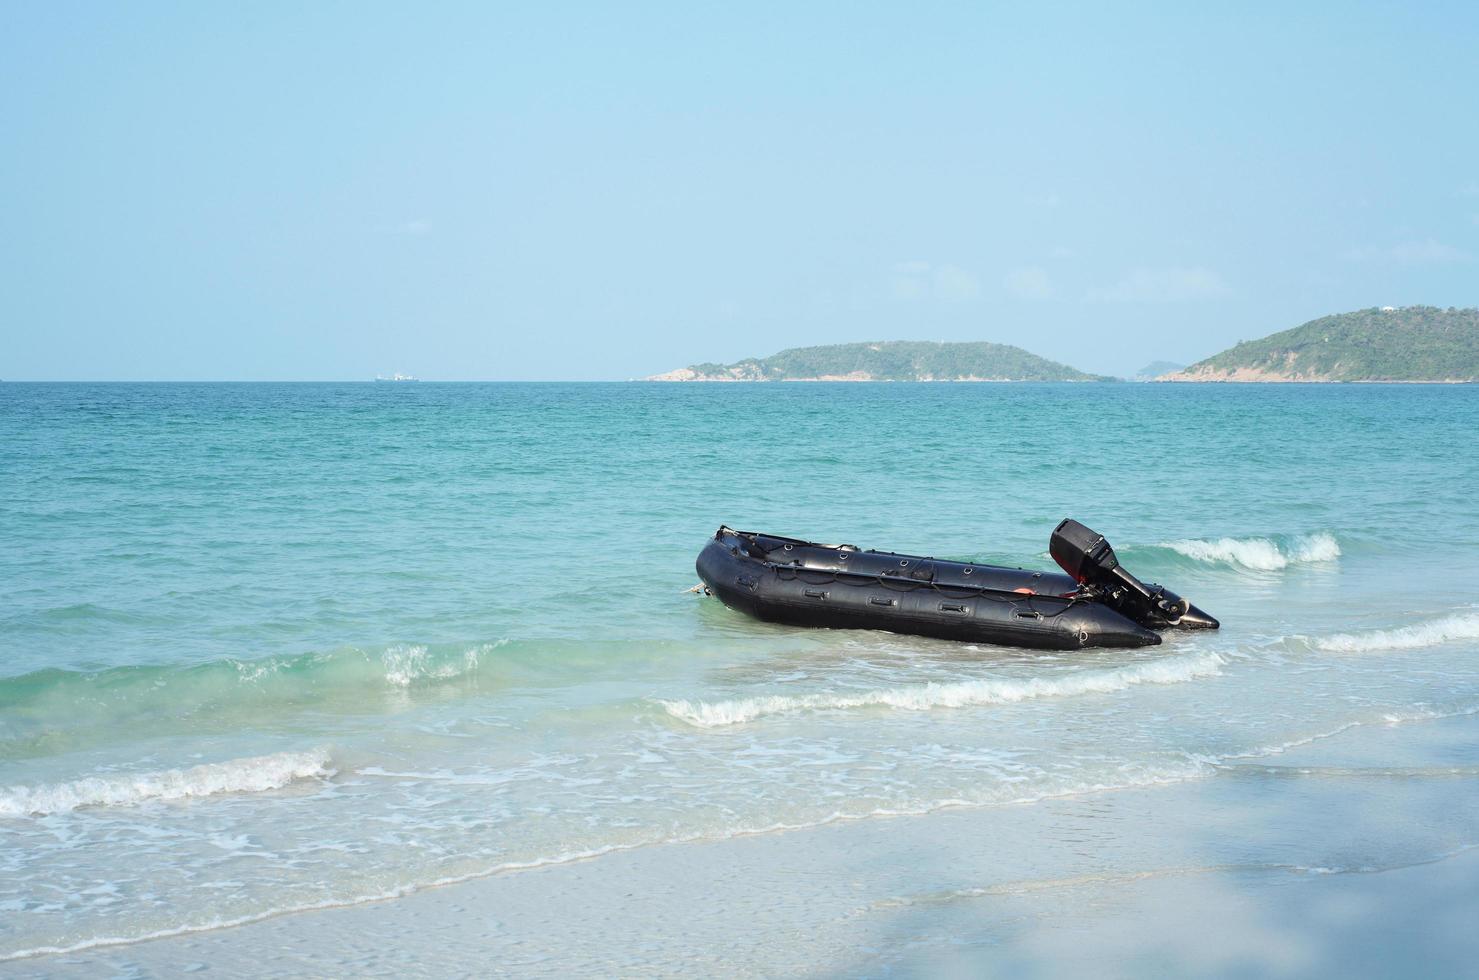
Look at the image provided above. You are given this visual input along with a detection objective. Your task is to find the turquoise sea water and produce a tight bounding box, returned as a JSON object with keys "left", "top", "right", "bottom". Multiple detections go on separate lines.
{"left": 3, "top": 381, "right": 1479, "bottom": 960}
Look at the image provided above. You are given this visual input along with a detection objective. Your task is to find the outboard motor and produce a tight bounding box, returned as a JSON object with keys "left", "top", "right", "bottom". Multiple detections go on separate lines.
{"left": 1050, "top": 519, "right": 1219, "bottom": 630}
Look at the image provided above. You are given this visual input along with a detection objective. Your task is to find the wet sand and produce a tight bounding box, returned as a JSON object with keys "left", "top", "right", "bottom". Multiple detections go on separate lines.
{"left": 19, "top": 711, "right": 1479, "bottom": 978}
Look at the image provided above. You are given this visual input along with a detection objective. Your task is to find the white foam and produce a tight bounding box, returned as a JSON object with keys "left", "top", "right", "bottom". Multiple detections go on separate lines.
{"left": 0, "top": 749, "right": 334, "bottom": 817}
{"left": 0, "top": 757, "right": 1223, "bottom": 962}
{"left": 1289, "top": 533, "right": 1342, "bottom": 564}
{"left": 1164, "top": 533, "right": 1340, "bottom": 571}
{"left": 1315, "top": 613, "right": 1479, "bottom": 654}
{"left": 5, "top": 708, "right": 1460, "bottom": 963}
{"left": 381, "top": 641, "right": 502, "bottom": 687}
{"left": 660, "top": 652, "right": 1225, "bottom": 728}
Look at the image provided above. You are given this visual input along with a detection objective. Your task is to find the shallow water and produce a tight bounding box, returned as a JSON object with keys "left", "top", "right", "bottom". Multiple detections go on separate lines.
{"left": 2, "top": 381, "right": 1478, "bottom": 960}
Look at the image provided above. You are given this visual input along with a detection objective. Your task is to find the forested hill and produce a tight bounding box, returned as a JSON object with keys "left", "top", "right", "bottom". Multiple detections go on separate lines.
{"left": 648, "top": 341, "right": 1108, "bottom": 382}
{"left": 1162, "top": 306, "right": 1479, "bottom": 382}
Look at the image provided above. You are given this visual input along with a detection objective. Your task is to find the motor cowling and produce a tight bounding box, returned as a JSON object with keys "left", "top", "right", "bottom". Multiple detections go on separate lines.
{"left": 1050, "top": 518, "right": 1216, "bottom": 630}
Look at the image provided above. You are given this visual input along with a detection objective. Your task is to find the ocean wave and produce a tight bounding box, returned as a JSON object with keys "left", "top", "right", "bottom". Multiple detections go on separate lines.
{"left": 1161, "top": 533, "right": 1340, "bottom": 571}
{"left": 660, "top": 651, "right": 1225, "bottom": 728}
{"left": 381, "top": 643, "right": 493, "bottom": 687}
{"left": 0, "top": 749, "right": 334, "bottom": 818}
{"left": 228, "top": 640, "right": 501, "bottom": 688}
{"left": 0, "top": 641, "right": 510, "bottom": 738}
{"left": 1314, "top": 613, "right": 1479, "bottom": 654}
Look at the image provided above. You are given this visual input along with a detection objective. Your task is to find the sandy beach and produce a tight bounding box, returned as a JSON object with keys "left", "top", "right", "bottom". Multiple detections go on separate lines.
{"left": 17, "top": 710, "right": 1478, "bottom": 978}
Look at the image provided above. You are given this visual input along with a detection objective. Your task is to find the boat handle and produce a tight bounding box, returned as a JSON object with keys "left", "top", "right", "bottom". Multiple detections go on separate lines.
{"left": 870, "top": 597, "right": 896, "bottom": 606}
{"left": 804, "top": 589, "right": 828, "bottom": 599}
{"left": 940, "top": 602, "right": 967, "bottom": 613}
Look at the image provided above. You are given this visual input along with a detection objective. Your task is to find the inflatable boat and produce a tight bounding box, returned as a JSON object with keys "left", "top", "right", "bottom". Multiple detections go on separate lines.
{"left": 695, "top": 519, "right": 1218, "bottom": 650}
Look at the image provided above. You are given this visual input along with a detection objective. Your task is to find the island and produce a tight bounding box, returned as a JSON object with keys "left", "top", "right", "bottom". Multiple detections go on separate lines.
{"left": 1161, "top": 306, "right": 1479, "bottom": 382}
{"left": 648, "top": 341, "right": 1109, "bottom": 382}
{"left": 1134, "top": 360, "right": 1185, "bottom": 381}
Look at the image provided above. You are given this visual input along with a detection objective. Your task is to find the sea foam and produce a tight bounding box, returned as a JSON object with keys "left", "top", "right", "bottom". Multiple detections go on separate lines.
{"left": 660, "top": 652, "right": 1225, "bottom": 728}
{"left": 1163, "top": 533, "right": 1340, "bottom": 571}
{"left": 0, "top": 749, "right": 334, "bottom": 818}
{"left": 381, "top": 643, "right": 497, "bottom": 687}
{"left": 1315, "top": 613, "right": 1479, "bottom": 654}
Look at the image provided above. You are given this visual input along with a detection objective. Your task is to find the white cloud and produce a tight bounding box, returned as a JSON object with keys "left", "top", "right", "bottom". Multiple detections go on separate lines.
{"left": 1024, "top": 192, "right": 1062, "bottom": 208}
{"left": 1346, "top": 239, "right": 1474, "bottom": 264}
{"left": 1459, "top": 181, "right": 1479, "bottom": 198}
{"left": 1087, "top": 267, "right": 1230, "bottom": 303}
{"left": 889, "top": 261, "right": 980, "bottom": 302}
{"left": 1004, "top": 266, "right": 1053, "bottom": 299}
{"left": 401, "top": 219, "right": 433, "bottom": 236}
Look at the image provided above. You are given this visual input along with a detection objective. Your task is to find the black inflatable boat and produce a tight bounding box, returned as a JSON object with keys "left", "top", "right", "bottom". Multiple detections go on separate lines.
{"left": 695, "top": 519, "right": 1218, "bottom": 650}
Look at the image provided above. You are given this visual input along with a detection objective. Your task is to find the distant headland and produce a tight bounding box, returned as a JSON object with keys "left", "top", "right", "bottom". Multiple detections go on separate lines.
{"left": 1160, "top": 306, "right": 1479, "bottom": 383}
{"left": 647, "top": 341, "right": 1108, "bottom": 382}
{"left": 1134, "top": 360, "right": 1185, "bottom": 381}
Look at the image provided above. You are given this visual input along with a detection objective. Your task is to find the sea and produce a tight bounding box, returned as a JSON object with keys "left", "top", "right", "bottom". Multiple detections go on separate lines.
{"left": 2, "top": 381, "right": 1478, "bottom": 964}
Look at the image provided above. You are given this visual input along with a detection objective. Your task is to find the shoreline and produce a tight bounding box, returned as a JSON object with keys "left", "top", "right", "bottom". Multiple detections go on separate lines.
{"left": 641, "top": 376, "right": 1477, "bottom": 384}
{"left": 21, "top": 711, "right": 1479, "bottom": 978}
{"left": 641, "top": 375, "right": 1104, "bottom": 382}
{"left": 1157, "top": 374, "right": 1476, "bottom": 384}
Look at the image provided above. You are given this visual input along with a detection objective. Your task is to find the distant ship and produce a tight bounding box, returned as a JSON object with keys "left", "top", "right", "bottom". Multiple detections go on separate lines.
{"left": 374, "top": 373, "right": 419, "bottom": 382}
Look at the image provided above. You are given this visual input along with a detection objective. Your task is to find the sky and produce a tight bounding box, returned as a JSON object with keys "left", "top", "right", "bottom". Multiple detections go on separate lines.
{"left": 3, "top": 1, "right": 1478, "bottom": 380}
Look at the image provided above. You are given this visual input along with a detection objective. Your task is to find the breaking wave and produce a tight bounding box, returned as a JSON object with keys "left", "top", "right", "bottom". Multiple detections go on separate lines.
{"left": 0, "top": 641, "right": 509, "bottom": 748}
{"left": 1161, "top": 533, "right": 1340, "bottom": 571}
{"left": 380, "top": 643, "right": 493, "bottom": 687}
{"left": 1315, "top": 613, "right": 1479, "bottom": 654}
{"left": 660, "top": 652, "right": 1225, "bottom": 728}
{"left": 0, "top": 748, "right": 334, "bottom": 818}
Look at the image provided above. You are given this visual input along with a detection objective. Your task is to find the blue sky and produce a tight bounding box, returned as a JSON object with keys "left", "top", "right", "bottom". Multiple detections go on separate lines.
{"left": 3, "top": 2, "right": 1477, "bottom": 380}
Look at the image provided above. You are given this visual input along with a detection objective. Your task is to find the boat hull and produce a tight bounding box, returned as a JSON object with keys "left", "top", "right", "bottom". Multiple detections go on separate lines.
{"left": 696, "top": 529, "right": 1164, "bottom": 650}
